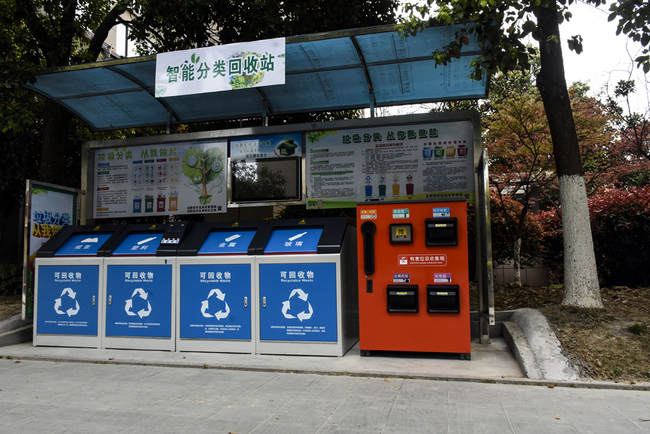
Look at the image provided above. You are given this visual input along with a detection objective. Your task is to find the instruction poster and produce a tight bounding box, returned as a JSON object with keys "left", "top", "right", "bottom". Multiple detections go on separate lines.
{"left": 305, "top": 121, "right": 474, "bottom": 209}
{"left": 92, "top": 140, "right": 227, "bottom": 218}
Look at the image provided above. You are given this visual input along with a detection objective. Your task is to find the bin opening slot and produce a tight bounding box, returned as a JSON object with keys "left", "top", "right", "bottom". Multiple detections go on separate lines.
{"left": 111, "top": 231, "right": 165, "bottom": 256}
{"left": 425, "top": 218, "right": 458, "bottom": 246}
{"left": 54, "top": 232, "right": 113, "bottom": 256}
{"left": 387, "top": 285, "right": 419, "bottom": 313}
{"left": 198, "top": 229, "right": 257, "bottom": 255}
{"left": 263, "top": 227, "right": 323, "bottom": 254}
{"left": 427, "top": 284, "right": 460, "bottom": 313}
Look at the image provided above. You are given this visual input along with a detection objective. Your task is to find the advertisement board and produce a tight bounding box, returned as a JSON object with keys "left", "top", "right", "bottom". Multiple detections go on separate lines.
{"left": 92, "top": 140, "right": 227, "bottom": 219}
{"left": 305, "top": 120, "right": 475, "bottom": 208}
{"left": 23, "top": 180, "right": 78, "bottom": 319}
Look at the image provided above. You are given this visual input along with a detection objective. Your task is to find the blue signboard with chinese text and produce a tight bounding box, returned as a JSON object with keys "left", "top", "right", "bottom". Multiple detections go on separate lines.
{"left": 54, "top": 233, "right": 113, "bottom": 256}
{"left": 105, "top": 264, "right": 172, "bottom": 338}
{"left": 263, "top": 228, "right": 323, "bottom": 254}
{"left": 111, "top": 232, "right": 164, "bottom": 256}
{"left": 259, "top": 262, "right": 337, "bottom": 342}
{"left": 179, "top": 264, "right": 251, "bottom": 340}
{"left": 36, "top": 265, "right": 99, "bottom": 335}
{"left": 198, "top": 230, "right": 256, "bottom": 255}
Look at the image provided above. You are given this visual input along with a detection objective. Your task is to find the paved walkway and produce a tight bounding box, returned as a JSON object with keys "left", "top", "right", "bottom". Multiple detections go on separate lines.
{"left": 0, "top": 339, "right": 523, "bottom": 382}
{"left": 2, "top": 358, "right": 650, "bottom": 434}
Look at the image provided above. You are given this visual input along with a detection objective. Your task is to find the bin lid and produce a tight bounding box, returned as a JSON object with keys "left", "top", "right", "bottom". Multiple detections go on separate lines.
{"left": 35, "top": 224, "right": 128, "bottom": 258}
{"left": 111, "top": 232, "right": 164, "bottom": 256}
{"left": 262, "top": 228, "right": 323, "bottom": 254}
{"left": 198, "top": 230, "right": 257, "bottom": 255}
{"left": 53, "top": 233, "right": 113, "bottom": 256}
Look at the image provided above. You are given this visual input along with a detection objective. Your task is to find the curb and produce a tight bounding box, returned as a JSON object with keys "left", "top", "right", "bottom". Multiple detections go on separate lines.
{"left": 506, "top": 308, "right": 580, "bottom": 382}
{"left": 2, "top": 353, "right": 649, "bottom": 392}
{"left": 0, "top": 314, "right": 33, "bottom": 348}
{"left": 502, "top": 321, "right": 543, "bottom": 380}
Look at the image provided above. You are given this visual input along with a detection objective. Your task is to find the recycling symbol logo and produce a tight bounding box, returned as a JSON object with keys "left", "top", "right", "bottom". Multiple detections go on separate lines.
{"left": 125, "top": 288, "right": 152, "bottom": 318}
{"left": 54, "top": 287, "right": 80, "bottom": 317}
{"left": 201, "top": 288, "right": 230, "bottom": 320}
{"left": 282, "top": 288, "right": 313, "bottom": 322}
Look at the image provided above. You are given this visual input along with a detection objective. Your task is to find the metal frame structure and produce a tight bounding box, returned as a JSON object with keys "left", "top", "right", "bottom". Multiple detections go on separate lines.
{"left": 24, "top": 25, "right": 487, "bottom": 132}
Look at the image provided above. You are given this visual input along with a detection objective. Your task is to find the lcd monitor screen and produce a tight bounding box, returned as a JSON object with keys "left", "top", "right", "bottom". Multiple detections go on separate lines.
{"left": 230, "top": 157, "right": 301, "bottom": 203}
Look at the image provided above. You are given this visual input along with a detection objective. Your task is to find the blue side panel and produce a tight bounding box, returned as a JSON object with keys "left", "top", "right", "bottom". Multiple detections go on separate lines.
{"left": 105, "top": 264, "right": 172, "bottom": 338}
{"left": 259, "top": 262, "right": 337, "bottom": 342}
{"left": 36, "top": 265, "right": 99, "bottom": 336}
{"left": 263, "top": 228, "right": 323, "bottom": 254}
{"left": 54, "top": 233, "right": 113, "bottom": 256}
{"left": 179, "top": 264, "right": 252, "bottom": 340}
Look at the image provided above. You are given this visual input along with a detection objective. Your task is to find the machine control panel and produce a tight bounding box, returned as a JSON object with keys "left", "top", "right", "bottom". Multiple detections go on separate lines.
{"left": 357, "top": 200, "right": 470, "bottom": 359}
{"left": 389, "top": 223, "right": 413, "bottom": 244}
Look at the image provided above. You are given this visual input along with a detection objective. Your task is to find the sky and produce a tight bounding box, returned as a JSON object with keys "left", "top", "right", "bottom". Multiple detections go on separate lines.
{"left": 383, "top": 1, "right": 649, "bottom": 116}
{"left": 560, "top": 1, "right": 649, "bottom": 115}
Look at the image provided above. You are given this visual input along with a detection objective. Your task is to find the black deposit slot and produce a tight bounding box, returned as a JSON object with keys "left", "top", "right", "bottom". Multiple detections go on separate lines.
{"left": 424, "top": 217, "right": 458, "bottom": 246}
{"left": 387, "top": 285, "right": 419, "bottom": 313}
{"left": 427, "top": 285, "right": 460, "bottom": 313}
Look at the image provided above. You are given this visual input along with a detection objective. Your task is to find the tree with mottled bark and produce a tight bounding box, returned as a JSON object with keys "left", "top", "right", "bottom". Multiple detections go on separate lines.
{"left": 486, "top": 79, "right": 617, "bottom": 286}
{"left": 399, "top": 0, "right": 650, "bottom": 308}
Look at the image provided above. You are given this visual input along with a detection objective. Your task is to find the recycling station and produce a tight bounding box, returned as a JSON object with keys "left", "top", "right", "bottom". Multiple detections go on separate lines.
{"left": 33, "top": 224, "right": 126, "bottom": 348}
{"left": 100, "top": 222, "right": 193, "bottom": 351}
{"left": 254, "top": 218, "right": 358, "bottom": 357}
{"left": 26, "top": 25, "right": 495, "bottom": 363}
{"left": 175, "top": 221, "right": 267, "bottom": 354}
{"left": 357, "top": 200, "right": 471, "bottom": 359}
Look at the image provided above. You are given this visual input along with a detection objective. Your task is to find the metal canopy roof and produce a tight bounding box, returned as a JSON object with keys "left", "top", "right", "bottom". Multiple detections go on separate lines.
{"left": 25, "top": 24, "right": 487, "bottom": 131}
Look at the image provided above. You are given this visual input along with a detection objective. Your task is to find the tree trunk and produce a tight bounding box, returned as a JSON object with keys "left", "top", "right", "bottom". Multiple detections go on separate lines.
{"left": 513, "top": 237, "right": 522, "bottom": 286}
{"left": 38, "top": 100, "right": 73, "bottom": 183}
{"left": 535, "top": 1, "right": 602, "bottom": 308}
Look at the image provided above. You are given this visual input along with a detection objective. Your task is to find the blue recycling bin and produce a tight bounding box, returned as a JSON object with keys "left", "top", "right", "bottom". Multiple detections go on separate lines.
{"left": 101, "top": 222, "right": 192, "bottom": 351}
{"left": 33, "top": 224, "right": 126, "bottom": 348}
{"left": 175, "top": 221, "right": 268, "bottom": 354}
{"left": 254, "top": 218, "right": 358, "bottom": 356}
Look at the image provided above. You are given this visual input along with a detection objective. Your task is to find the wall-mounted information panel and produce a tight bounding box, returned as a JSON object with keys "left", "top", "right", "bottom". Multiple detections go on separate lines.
{"left": 92, "top": 141, "right": 227, "bottom": 219}
{"left": 305, "top": 119, "right": 475, "bottom": 209}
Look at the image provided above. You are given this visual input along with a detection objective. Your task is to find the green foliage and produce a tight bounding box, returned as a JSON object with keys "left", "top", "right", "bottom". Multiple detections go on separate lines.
{"left": 0, "top": 261, "right": 22, "bottom": 296}
{"left": 487, "top": 190, "right": 544, "bottom": 268}
{"left": 628, "top": 323, "right": 649, "bottom": 336}
{"left": 398, "top": 0, "right": 650, "bottom": 85}
{"left": 608, "top": 0, "right": 650, "bottom": 72}
{"left": 130, "top": 0, "right": 399, "bottom": 54}
{"left": 537, "top": 186, "right": 650, "bottom": 286}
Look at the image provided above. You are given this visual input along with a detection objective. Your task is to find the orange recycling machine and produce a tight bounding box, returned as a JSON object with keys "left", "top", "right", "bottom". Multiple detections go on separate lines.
{"left": 356, "top": 200, "right": 471, "bottom": 359}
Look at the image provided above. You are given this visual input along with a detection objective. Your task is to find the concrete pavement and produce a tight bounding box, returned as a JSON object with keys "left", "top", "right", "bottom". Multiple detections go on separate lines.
{"left": 0, "top": 338, "right": 523, "bottom": 383}
{"left": 2, "top": 357, "right": 650, "bottom": 433}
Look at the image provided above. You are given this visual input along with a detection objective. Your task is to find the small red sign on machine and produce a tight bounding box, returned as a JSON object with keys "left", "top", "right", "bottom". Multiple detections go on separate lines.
{"left": 398, "top": 254, "right": 447, "bottom": 266}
